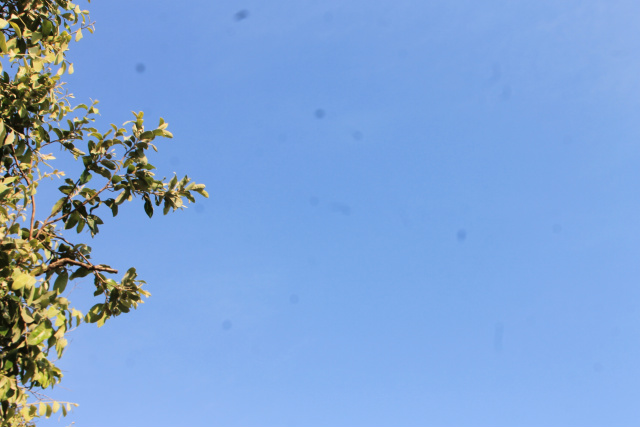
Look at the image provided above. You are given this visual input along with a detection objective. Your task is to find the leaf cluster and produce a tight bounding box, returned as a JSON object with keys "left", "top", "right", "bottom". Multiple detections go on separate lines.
{"left": 0, "top": 1, "right": 207, "bottom": 425}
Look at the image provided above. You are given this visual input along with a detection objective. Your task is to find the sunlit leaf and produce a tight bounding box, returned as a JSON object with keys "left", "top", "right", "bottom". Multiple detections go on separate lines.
{"left": 27, "top": 322, "right": 53, "bottom": 346}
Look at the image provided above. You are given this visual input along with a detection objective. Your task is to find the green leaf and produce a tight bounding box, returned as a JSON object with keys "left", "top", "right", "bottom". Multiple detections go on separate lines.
{"left": 0, "top": 183, "right": 11, "bottom": 200}
{"left": 79, "top": 170, "right": 92, "bottom": 184}
{"left": 11, "top": 271, "right": 35, "bottom": 290}
{"left": 53, "top": 270, "right": 69, "bottom": 294}
{"left": 65, "top": 211, "right": 79, "bottom": 229}
{"left": 139, "top": 130, "right": 154, "bottom": 141}
{"left": 4, "top": 131, "right": 15, "bottom": 146}
{"left": 115, "top": 189, "right": 130, "bottom": 205}
{"left": 51, "top": 197, "right": 66, "bottom": 215}
{"left": 85, "top": 303, "right": 104, "bottom": 323}
{"left": 143, "top": 195, "right": 153, "bottom": 218}
{"left": 69, "top": 267, "right": 91, "bottom": 280}
{"left": 9, "top": 21, "right": 21, "bottom": 38}
{"left": 194, "top": 188, "right": 209, "bottom": 198}
{"left": 122, "top": 267, "right": 137, "bottom": 283}
{"left": 168, "top": 175, "right": 178, "bottom": 190}
{"left": 41, "top": 19, "right": 53, "bottom": 36}
{"left": 27, "top": 322, "right": 53, "bottom": 346}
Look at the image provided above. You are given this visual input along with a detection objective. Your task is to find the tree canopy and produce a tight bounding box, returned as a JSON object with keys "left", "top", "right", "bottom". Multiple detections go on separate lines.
{"left": 0, "top": 1, "right": 206, "bottom": 424}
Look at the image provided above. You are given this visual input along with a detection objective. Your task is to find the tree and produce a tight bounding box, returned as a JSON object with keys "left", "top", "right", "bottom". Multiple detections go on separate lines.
{"left": 0, "top": 1, "right": 207, "bottom": 425}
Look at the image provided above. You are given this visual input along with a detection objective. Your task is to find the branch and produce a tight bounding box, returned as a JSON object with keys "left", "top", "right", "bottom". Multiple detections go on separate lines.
{"left": 38, "top": 258, "right": 117, "bottom": 275}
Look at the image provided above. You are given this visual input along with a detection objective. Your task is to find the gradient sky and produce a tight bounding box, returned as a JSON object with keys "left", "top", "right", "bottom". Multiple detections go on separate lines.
{"left": 39, "top": 0, "right": 640, "bottom": 426}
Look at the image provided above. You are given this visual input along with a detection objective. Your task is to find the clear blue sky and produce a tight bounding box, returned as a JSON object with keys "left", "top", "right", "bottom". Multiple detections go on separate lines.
{"left": 41, "top": 0, "right": 640, "bottom": 426}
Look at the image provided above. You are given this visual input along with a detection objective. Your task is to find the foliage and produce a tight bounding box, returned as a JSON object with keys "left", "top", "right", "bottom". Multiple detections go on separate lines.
{"left": 0, "top": 1, "right": 207, "bottom": 424}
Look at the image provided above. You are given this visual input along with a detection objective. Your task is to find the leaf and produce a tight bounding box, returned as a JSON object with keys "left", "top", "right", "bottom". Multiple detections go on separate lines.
{"left": 194, "top": 188, "right": 209, "bottom": 198}
{"left": 4, "top": 130, "right": 15, "bottom": 145}
{"left": 139, "top": 131, "right": 154, "bottom": 141}
{"left": 51, "top": 197, "right": 66, "bottom": 216}
{"left": 0, "top": 183, "right": 11, "bottom": 200}
{"left": 58, "top": 184, "right": 74, "bottom": 195}
{"left": 27, "top": 322, "right": 53, "bottom": 346}
{"left": 97, "top": 316, "right": 106, "bottom": 328}
{"left": 75, "top": 28, "right": 83, "bottom": 41}
{"left": 69, "top": 267, "right": 91, "bottom": 280}
{"left": 143, "top": 195, "right": 153, "bottom": 218}
{"left": 79, "top": 170, "right": 92, "bottom": 184}
{"left": 115, "top": 189, "right": 130, "bottom": 205}
{"left": 122, "top": 267, "right": 137, "bottom": 283}
{"left": 53, "top": 270, "right": 69, "bottom": 294}
{"left": 9, "top": 21, "right": 21, "bottom": 38}
{"left": 11, "top": 271, "right": 35, "bottom": 290}
{"left": 85, "top": 303, "right": 104, "bottom": 323}
{"left": 65, "top": 211, "right": 79, "bottom": 229}
{"left": 42, "top": 19, "right": 53, "bottom": 36}
{"left": 168, "top": 175, "right": 178, "bottom": 190}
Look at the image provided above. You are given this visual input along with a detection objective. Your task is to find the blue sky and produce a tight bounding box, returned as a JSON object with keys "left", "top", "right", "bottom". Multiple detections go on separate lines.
{"left": 40, "top": 0, "right": 640, "bottom": 426}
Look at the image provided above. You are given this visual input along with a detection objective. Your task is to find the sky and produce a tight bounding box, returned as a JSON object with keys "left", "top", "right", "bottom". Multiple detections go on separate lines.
{"left": 38, "top": 0, "right": 640, "bottom": 426}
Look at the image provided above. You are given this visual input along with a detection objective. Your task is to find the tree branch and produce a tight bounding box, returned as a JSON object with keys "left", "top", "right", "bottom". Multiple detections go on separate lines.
{"left": 39, "top": 258, "right": 118, "bottom": 275}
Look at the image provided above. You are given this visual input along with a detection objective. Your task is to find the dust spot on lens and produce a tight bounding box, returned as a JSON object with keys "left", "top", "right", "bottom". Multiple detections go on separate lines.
{"left": 235, "top": 10, "right": 249, "bottom": 21}
{"left": 314, "top": 109, "right": 325, "bottom": 119}
{"left": 330, "top": 202, "right": 351, "bottom": 216}
{"left": 222, "top": 320, "right": 232, "bottom": 331}
{"left": 289, "top": 294, "right": 299, "bottom": 304}
{"left": 593, "top": 362, "right": 604, "bottom": 373}
{"left": 309, "top": 196, "right": 319, "bottom": 207}
{"left": 352, "top": 131, "right": 363, "bottom": 141}
{"left": 135, "top": 63, "right": 145, "bottom": 73}
{"left": 552, "top": 224, "right": 562, "bottom": 234}
{"left": 195, "top": 204, "right": 205, "bottom": 214}
{"left": 456, "top": 229, "right": 467, "bottom": 242}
